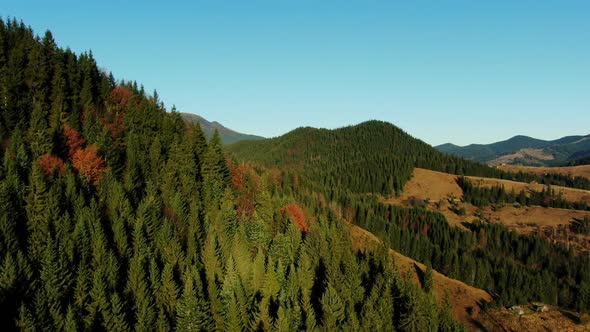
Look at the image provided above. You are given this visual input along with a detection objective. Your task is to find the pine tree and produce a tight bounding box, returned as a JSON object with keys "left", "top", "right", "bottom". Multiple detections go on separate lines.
{"left": 16, "top": 303, "right": 37, "bottom": 332}
{"left": 26, "top": 163, "right": 49, "bottom": 263}
{"left": 202, "top": 130, "right": 230, "bottom": 208}
{"left": 156, "top": 263, "right": 179, "bottom": 321}
{"left": 321, "top": 283, "right": 346, "bottom": 330}
{"left": 64, "top": 305, "right": 78, "bottom": 332}
{"left": 176, "top": 267, "right": 213, "bottom": 331}
{"left": 438, "top": 290, "right": 457, "bottom": 332}
{"left": 104, "top": 293, "right": 130, "bottom": 332}
{"left": 399, "top": 287, "right": 426, "bottom": 332}
{"left": 28, "top": 99, "right": 53, "bottom": 158}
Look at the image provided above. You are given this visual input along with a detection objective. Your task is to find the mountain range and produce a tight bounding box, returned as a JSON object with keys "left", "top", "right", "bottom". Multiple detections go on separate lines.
{"left": 436, "top": 134, "right": 590, "bottom": 166}
{"left": 180, "top": 112, "right": 264, "bottom": 145}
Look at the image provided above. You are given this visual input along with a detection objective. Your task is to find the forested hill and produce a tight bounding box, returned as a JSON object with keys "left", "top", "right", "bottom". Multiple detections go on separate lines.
{"left": 0, "top": 18, "right": 466, "bottom": 331}
{"left": 229, "top": 121, "right": 521, "bottom": 196}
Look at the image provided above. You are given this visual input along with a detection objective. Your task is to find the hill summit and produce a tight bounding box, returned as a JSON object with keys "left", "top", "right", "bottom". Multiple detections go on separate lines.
{"left": 181, "top": 113, "right": 264, "bottom": 145}
{"left": 229, "top": 120, "right": 502, "bottom": 195}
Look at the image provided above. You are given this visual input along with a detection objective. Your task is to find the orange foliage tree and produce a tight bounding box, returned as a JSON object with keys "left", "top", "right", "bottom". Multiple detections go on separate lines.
{"left": 103, "top": 111, "right": 126, "bottom": 146}
{"left": 104, "top": 87, "right": 130, "bottom": 144}
{"left": 38, "top": 154, "right": 65, "bottom": 176}
{"left": 229, "top": 162, "right": 249, "bottom": 191}
{"left": 228, "top": 161, "right": 262, "bottom": 219}
{"left": 63, "top": 125, "right": 87, "bottom": 158}
{"left": 269, "top": 167, "right": 282, "bottom": 186}
{"left": 109, "top": 86, "right": 132, "bottom": 112}
{"left": 72, "top": 145, "right": 106, "bottom": 185}
{"left": 281, "top": 203, "right": 309, "bottom": 233}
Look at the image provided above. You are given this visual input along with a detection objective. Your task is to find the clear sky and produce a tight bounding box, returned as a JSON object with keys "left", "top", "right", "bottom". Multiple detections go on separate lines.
{"left": 3, "top": 1, "right": 589, "bottom": 146}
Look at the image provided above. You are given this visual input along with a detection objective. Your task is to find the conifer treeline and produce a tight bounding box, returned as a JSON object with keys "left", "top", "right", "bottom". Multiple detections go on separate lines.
{"left": 457, "top": 177, "right": 590, "bottom": 211}
{"left": 293, "top": 190, "right": 590, "bottom": 313}
{"left": 0, "top": 18, "right": 464, "bottom": 330}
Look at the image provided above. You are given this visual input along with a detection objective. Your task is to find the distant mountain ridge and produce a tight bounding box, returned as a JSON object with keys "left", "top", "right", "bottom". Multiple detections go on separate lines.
{"left": 436, "top": 134, "right": 590, "bottom": 166}
{"left": 180, "top": 113, "right": 264, "bottom": 145}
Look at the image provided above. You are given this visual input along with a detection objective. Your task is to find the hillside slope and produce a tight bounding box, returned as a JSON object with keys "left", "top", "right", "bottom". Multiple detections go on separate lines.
{"left": 350, "top": 224, "right": 492, "bottom": 328}
{"left": 181, "top": 112, "right": 264, "bottom": 144}
{"left": 229, "top": 121, "right": 506, "bottom": 196}
{"left": 567, "top": 151, "right": 590, "bottom": 166}
{"left": 382, "top": 168, "right": 590, "bottom": 252}
{"left": 350, "top": 224, "right": 589, "bottom": 331}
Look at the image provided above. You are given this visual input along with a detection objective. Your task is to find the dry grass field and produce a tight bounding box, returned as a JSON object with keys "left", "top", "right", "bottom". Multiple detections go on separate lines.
{"left": 381, "top": 168, "right": 590, "bottom": 254}
{"left": 488, "top": 148, "right": 554, "bottom": 166}
{"left": 383, "top": 168, "right": 590, "bottom": 228}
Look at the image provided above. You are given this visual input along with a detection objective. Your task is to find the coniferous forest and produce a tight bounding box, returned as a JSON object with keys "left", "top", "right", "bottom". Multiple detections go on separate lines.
{"left": 229, "top": 93, "right": 590, "bottom": 314}
{"left": 457, "top": 177, "right": 590, "bottom": 211}
{"left": 3, "top": 14, "right": 590, "bottom": 332}
{"left": 0, "top": 19, "right": 471, "bottom": 331}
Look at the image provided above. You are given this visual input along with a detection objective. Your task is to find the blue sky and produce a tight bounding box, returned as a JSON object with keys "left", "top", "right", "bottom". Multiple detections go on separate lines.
{"left": 3, "top": 1, "right": 589, "bottom": 146}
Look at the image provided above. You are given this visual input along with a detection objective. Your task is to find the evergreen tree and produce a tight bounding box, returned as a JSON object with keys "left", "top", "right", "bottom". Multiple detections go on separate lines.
{"left": 321, "top": 283, "right": 346, "bottom": 330}
{"left": 202, "top": 130, "right": 230, "bottom": 208}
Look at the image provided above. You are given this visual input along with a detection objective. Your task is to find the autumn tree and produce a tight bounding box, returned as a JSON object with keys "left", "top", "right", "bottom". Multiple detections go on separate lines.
{"left": 38, "top": 153, "right": 65, "bottom": 176}
{"left": 281, "top": 203, "right": 308, "bottom": 233}
{"left": 72, "top": 145, "right": 106, "bottom": 185}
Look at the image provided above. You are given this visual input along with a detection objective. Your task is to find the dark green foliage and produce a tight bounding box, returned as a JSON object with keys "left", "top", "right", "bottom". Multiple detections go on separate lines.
{"left": 230, "top": 121, "right": 500, "bottom": 196}
{"left": 567, "top": 151, "right": 590, "bottom": 166}
{"left": 229, "top": 113, "right": 590, "bottom": 314}
{"left": 571, "top": 217, "right": 590, "bottom": 235}
{"left": 458, "top": 176, "right": 590, "bottom": 210}
{"left": 0, "top": 19, "right": 461, "bottom": 331}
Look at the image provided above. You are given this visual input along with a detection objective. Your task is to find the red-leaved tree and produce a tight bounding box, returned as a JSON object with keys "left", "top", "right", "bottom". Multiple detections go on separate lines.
{"left": 109, "top": 86, "right": 132, "bottom": 112}
{"left": 72, "top": 145, "right": 106, "bottom": 185}
{"left": 228, "top": 162, "right": 261, "bottom": 220}
{"left": 281, "top": 203, "right": 309, "bottom": 233}
{"left": 63, "top": 125, "right": 87, "bottom": 158}
{"left": 229, "top": 163, "right": 249, "bottom": 191}
{"left": 39, "top": 154, "right": 65, "bottom": 176}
